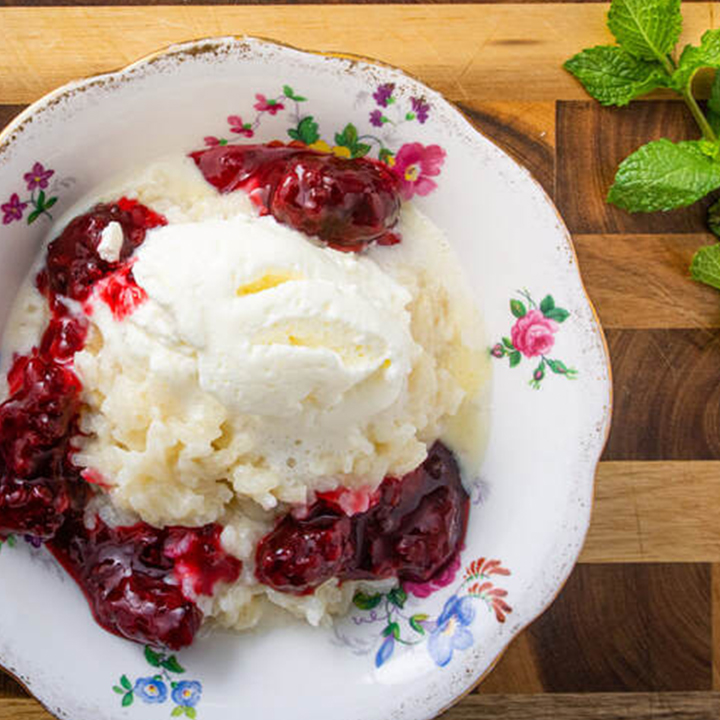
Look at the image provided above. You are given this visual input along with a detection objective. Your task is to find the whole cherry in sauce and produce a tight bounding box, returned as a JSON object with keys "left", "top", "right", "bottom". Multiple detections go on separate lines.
{"left": 255, "top": 442, "right": 469, "bottom": 595}
{"left": 41, "top": 197, "right": 166, "bottom": 302}
{"left": 49, "top": 515, "right": 241, "bottom": 650}
{"left": 190, "top": 143, "right": 402, "bottom": 251}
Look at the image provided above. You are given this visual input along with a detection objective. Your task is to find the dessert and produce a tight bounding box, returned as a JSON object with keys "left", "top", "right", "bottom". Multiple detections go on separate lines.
{"left": 0, "top": 144, "right": 488, "bottom": 650}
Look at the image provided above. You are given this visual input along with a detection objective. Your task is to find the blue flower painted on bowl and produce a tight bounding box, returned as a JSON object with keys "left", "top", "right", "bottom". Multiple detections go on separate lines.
{"left": 172, "top": 680, "right": 202, "bottom": 707}
{"left": 134, "top": 677, "right": 168, "bottom": 704}
{"left": 375, "top": 635, "right": 395, "bottom": 668}
{"left": 427, "top": 595, "right": 476, "bottom": 667}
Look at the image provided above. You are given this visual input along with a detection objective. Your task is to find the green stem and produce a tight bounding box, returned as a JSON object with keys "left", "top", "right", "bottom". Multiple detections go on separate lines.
{"left": 658, "top": 54, "right": 675, "bottom": 77}
{"left": 657, "top": 52, "right": 717, "bottom": 143}
{"left": 682, "top": 88, "right": 717, "bottom": 142}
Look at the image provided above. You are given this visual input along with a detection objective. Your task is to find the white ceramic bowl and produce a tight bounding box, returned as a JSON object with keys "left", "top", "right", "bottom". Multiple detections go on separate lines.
{"left": 0, "top": 37, "right": 611, "bottom": 720}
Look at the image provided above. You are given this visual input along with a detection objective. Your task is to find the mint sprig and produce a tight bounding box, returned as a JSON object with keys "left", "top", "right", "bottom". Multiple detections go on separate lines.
{"left": 565, "top": 0, "right": 720, "bottom": 292}
{"left": 607, "top": 139, "right": 720, "bottom": 211}
{"left": 607, "top": 0, "right": 682, "bottom": 64}
{"left": 564, "top": 46, "right": 668, "bottom": 107}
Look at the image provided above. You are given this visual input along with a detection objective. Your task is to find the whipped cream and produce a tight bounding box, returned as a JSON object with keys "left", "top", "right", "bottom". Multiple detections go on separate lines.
{"left": 131, "top": 215, "right": 417, "bottom": 422}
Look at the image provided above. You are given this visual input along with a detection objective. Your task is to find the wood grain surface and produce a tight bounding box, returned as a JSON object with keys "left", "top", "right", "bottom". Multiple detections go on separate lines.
{"left": 3, "top": 1, "right": 720, "bottom": 719}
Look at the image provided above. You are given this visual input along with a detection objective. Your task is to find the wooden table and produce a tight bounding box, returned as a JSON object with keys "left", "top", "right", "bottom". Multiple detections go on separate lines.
{"left": 2, "top": 1, "right": 720, "bottom": 718}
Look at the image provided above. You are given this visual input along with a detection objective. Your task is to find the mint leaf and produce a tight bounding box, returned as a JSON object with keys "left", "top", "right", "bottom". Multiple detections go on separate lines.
{"left": 608, "top": 139, "right": 720, "bottom": 212}
{"left": 564, "top": 46, "right": 667, "bottom": 106}
{"left": 690, "top": 243, "right": 720, "bottom": 289}
{"left": 708, "top": 198, "right": 720, "bottom": 237}
{"left": 671, "top": 29, "right": 720, "bottom": 92}
{"left": 708, "top": 71, "right": 720, "bottom": 135}
{"left": 608, "top": 0, "right": 682, "bottom": 62}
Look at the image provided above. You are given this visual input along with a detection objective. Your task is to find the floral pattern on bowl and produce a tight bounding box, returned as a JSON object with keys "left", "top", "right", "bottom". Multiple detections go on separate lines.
{"left": 0, "top": 36, "right": 611, "bottom": 720}
{"left": 113, "top": 647, "right": 202, "bottom": 718}
{"left": 490, "top": 290, "right": 578, "bottom": 389}
{"left": 202, "top": 83, "right": 445, "bottom": 201}
{"left": 343, "top": 556, "right": 512, "bottom": 670}
{"left": 1, "top": 163, "right": 74, "bottom": 226}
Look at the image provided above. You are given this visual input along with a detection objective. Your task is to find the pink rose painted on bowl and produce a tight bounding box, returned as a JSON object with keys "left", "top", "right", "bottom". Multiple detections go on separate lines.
{"left": 510, "top": 309, "right": 558, "bottom": 358}
{"left": 490, "top": 292, "right": 577, "bottom": 389}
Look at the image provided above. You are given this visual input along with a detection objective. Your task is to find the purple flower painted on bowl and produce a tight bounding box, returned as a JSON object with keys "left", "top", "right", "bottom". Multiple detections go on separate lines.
{"left": 404, "top": 552, "right": 461, "bottom": 599}
{"left": 23, "top": 162, "right": 54, "bottom": 191}
{"left": 228, "top": 115, "right": 254, "bottom": 138}
{"left": 172, "top": 680, "right": 202, "bottom": 707}
{"left": 427, "top": 595, "right": 476, "bottom": 667}
{"left": 1, "top": 194, "right": 28, "bottom": 225}
{"left": 411, "top": 97, "right": 430, "bottom": 123}
{"left": 23, "top": 535, "right": 43, "bottom": 548}
{"left": 373, "top": 83, "right": 395, "bottom": 108}
{"left": 134, "top": 677, "right": 168, "bottom": 704}
{"left": 254, "top": 94, "right": 284, "bottom": 115}
{"left": 392, "top": 143, "right": 446, "bottom": 200}
{"left": 375, "top": 635, "right": 395, "bottom": 668}
{"left": 369, "top": 109, "right": 385, "bottom": 128}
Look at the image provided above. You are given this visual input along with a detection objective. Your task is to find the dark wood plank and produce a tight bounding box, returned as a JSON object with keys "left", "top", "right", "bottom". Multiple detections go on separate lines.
{"left": 0, "top": 106, "right": 23, "bottom": 130}
{"left": 604, "top": 329, "right": 720, "bottom": 460}
{"left": 457, "top": 101, "right": 554, "bottom": 199}
{"left": 574, "top": 234, "right": 720, "bottom": 329}
{"left": 476, "top": 564, "right": 712, "bottom": 693}
{"left": 0, "top": 672, "right": 26, "bottom": 700}
{"left": 556, "top": 101, "right": 717, "bottom": 235}
{"left": 444, "top": 693, "right": 720, "bottom": 720}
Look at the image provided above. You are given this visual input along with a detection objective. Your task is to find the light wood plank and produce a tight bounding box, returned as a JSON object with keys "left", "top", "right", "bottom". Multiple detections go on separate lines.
{"left": 582, "top": 462, "right": 720, "bottom": 563}
{"left": 0, "top": 4, "right": 718, "bottom": 105}
{"left": 713, "top": 564, "right": 720, "bottom": 690}
{"left": 4, "top": 693, "right": 720, "bottom": 720}
{"left": 0, "top": 699, "right": 51, "bottom": 720}
{"left": 443, "top": 693, "right": 720, "bottom": 719}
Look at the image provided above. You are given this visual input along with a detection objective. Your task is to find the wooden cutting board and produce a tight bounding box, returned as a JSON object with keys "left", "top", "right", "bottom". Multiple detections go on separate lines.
{"left": 2, "top": 2, "right": 720, "bottom": 718}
